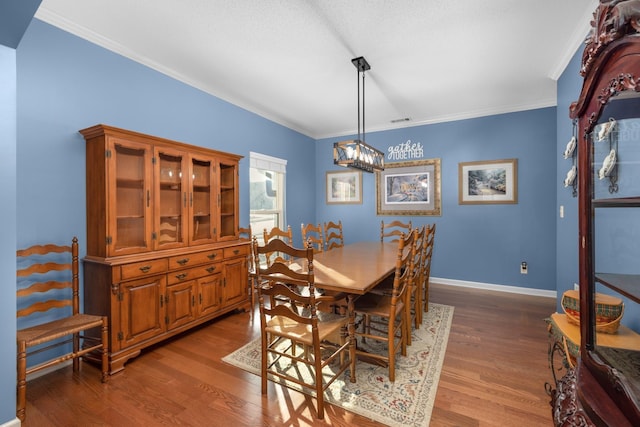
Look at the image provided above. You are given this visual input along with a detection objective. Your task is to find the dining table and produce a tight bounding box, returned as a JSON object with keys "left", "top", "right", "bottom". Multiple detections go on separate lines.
{"left": 306, "top": 241, "right": 400, "bottom": 382}
{"left": 310, "top": 241, "right": 399, "bottom": 294}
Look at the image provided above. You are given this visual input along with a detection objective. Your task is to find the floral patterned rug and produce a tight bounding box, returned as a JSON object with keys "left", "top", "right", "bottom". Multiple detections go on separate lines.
{"left": 222, "top": 303, "right": 454, "bottom": 426}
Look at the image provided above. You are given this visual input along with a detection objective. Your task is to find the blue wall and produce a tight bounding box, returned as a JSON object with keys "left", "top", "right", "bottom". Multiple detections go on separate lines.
{"left": 316, "top": 108, "right": 558, "bottom": 291}
{"left": 556, "top": 50, "right": 582, "bottom": 310}
{"left": 0, "top": 43, "right": 18, "bottom": 425}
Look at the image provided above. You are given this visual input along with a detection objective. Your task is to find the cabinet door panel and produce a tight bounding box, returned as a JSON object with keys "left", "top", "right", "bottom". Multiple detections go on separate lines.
{"left": 189, "top": 155, "right": 216, "bottom": 245}
{"left": 108, "top": 138, "right": 153, "bottom": 256}
{"left": 119, "top": 275, "right": 166, "bottom": 348}
{"left": 218, "top": 161, "right": 238, "bottom": 241}
{"left": 199, "top": 272, "right": 223, "bottom": 316}
{"left": 166, "top": 280, "right": 197, "bottom": 330}
{"left": 155, "top": 146, "right": 188, "bottom": 250}
{"left": 222, "top": 257, "right": 248, "bottom": 306}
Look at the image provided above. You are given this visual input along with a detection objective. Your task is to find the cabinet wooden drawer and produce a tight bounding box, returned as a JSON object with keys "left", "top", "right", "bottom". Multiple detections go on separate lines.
{"left": 224, "top": 245, "right": 249, "bottom": 259}
{"left": 168, "top": 249, "right": 223, "bottom": 269}
{"left": 120, "top": 259, "right": 168, "bottom": 280}
{"left": 167, "top": 263, "right": 220, "bottom": 285}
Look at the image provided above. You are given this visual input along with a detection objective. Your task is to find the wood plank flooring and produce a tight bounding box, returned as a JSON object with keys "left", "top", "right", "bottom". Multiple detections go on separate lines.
{"left": 20, "top": 283, "right": 556, "bottom": 426}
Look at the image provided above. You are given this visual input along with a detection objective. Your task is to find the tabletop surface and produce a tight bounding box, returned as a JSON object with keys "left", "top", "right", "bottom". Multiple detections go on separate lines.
{"left": 306, "top": 241, "right": 399, "bottom": 294}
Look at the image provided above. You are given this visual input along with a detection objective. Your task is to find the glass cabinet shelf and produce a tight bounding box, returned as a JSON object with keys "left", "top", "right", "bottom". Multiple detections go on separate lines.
{"left": 596, "top": 273, "right": 640, "bottom": 303}
{"left": 593, "top": 197, "right": 640, "bottom": 207}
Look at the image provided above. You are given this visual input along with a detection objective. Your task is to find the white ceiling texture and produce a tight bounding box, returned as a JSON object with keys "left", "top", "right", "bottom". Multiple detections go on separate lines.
{"left": 35, "top": 0, "right": 598, "bottom": 139}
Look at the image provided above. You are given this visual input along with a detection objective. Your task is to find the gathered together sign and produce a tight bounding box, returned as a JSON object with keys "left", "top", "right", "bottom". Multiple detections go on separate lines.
{"left": 387, "top": 140, "right": 424, "bottom": 161}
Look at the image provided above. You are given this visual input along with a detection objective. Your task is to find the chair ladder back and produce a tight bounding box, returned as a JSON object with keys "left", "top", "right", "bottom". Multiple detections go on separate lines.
{"left": 238, "top": 225, "right": 252, "bottom": 240}
{"left": 323, "top": 220, "right": 344, "bottom": 251}
{"left": 301, "top": 222, "right": 324, "bottom": 253}
{"left": 423, "top": 223, "right": 436, "bottom": 312}
{"left": 408, "top": 226, "right": 427, "bottom": 334}
{"left": 262, "top": 225, "right": 293, "bottom": 266}
{"left": 17, "top": 239, "right": 79, "bottom": 318}
{"left": 391, "top": 229, "right": 416, "bottom": 303}
{"left": 380, "top": 220, "right": 413, "bottom": 243}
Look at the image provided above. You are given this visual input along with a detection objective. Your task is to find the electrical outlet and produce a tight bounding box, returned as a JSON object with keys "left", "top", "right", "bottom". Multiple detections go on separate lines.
{"left": 520, "top": 261, "right": 528, "bottom": 274}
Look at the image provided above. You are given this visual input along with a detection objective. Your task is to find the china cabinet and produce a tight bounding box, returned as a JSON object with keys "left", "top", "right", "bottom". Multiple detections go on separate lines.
{"left": 80, "top": 124, "right": 249, "bottom": 374}
{"left": 551, "top": 3, "right": 640, "bottom": 426}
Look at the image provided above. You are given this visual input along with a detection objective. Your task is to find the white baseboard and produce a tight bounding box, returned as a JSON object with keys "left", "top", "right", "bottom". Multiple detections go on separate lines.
{"left": 2, "top": 417, "right": 21, "bottom": 427}
{"left": 431, "top": 277, "right": 557, "bottom": 299}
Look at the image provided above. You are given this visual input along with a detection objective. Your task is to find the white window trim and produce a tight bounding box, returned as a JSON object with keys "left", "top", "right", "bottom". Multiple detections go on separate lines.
{"left": 249, "top": 151, "right": 287, "bottom": 173}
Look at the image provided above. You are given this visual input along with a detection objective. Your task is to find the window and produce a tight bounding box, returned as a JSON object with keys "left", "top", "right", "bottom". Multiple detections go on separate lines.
{"left": 249, "top": 152, "right": 286, "bottom": 243}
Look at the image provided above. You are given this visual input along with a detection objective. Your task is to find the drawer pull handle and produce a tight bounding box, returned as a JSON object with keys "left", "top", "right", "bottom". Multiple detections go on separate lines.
{"left": 207, "top": 253, "right": 217, "bottom": 260}
{"left": 175, "top": 273, "right": 188, "bottom": 280}
{"left": 139, "top": 265, "right": 152, "bottom": 273}
{"left": 206, "top": 266, "right": 216, "bottom": 273}
{"left": 176, "top": 258, "right": 189, "bottom": 265}
{"left": 233, "top": 249, "right": 240, "bottom": 255}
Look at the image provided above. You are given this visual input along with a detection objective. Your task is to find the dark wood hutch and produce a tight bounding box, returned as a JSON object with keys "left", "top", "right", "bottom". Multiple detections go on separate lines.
{"left": 551, "top": 2, "right": 640, "bottom": 426}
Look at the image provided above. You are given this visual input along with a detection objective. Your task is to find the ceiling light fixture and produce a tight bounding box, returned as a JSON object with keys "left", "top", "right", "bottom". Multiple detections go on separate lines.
{"left": 333, "top": 56, "right": 385, "bottom": 172}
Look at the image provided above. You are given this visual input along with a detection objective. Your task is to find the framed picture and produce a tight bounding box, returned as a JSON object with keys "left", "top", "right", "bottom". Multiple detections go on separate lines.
{"left": 326, "top": 170, "right": 362, "bottom": 204}
{"left": 458, "top": 158, "right": 518, "bottom": 205}
{"left": 375, "top": 158, "right": 441, "bottom": 216}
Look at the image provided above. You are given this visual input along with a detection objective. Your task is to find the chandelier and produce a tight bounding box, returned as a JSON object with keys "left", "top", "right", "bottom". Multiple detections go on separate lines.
{"left": 333, "top": 56, "right": 385, "bottom": 172}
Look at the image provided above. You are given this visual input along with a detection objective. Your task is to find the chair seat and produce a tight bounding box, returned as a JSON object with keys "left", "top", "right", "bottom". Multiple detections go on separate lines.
{"left": 17, "top": 314, "right": 105, "bottom": 347}
{"left": 266, "top": 314, "right": 348, "bottom": 346}
{"left": 354, "top": 293, "right": 405, "bottom": 318}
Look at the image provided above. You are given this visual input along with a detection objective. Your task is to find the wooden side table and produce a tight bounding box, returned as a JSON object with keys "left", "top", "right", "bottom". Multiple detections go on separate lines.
{"left": 546, "top": 312, "right": 640, "bottom": 388}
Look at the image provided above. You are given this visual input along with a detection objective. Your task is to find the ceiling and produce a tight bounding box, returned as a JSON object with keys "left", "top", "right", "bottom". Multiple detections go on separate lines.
{"left": 35, "top": 0, "right": 598, "bottom": 139}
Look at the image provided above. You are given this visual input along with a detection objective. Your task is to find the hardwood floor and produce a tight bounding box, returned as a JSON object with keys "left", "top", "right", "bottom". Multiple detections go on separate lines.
{"left": 21, "top": 283, "right": 556, "bottom": 426}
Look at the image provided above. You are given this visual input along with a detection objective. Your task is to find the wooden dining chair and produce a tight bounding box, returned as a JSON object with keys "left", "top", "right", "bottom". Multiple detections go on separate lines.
{"left": 380, "top": 219, "right": 412, "bottom": 242}
{"left": 238, "top": 225, "right": 252, "bottom": 240}
{"left": 323, "top": 220, "right": 344, "bottom": 251}
{"left": 252, "top": 237, "right": 354, "bottom": 419}
{"left": 422, "top": 223, "right": 436, "bottom": 313}
{"left": 262, "top": 225, "right": 293, "bottom": 266}
{"left": 407, "top": 225, "right": 427, "bottom": 341}
{"left": 239, "top": 225, "right": 258, "bottom": 310}
{"left": 301, "top": 222, "right": 324, "bottom": 253}
{"left": 354, "top": 229, "right": 416, "bottom": 381}
{"left": 16, "top": 237, "right": 109, "bottom": 422}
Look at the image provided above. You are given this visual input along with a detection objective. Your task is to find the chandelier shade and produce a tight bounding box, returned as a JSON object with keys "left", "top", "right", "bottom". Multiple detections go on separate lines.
{"left": 333, "top": 56, "right": 384, "bottom": 172}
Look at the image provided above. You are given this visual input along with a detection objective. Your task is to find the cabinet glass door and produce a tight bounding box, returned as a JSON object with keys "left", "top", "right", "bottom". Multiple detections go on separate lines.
{"left": 110, "top": 139, "right": 153, "bottom": 255}
{"left": 155, "top": 148, "right": 187, "bottom": 250}
{"left": 190, "top": 155, "right": 216, "bottom": 245}
{"left": 218, "top": 160, "right": 238, "bottom": 240}
{"left": 590, "top": 117, "right": 640, "bottom": 405}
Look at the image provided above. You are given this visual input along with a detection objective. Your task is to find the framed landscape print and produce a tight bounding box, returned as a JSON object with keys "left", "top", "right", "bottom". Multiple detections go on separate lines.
{"left": 458, "top": 158, "right": 518, "bottom": 204}
{"left": 375, "top": 158, "right": 441, "bottom": 216}
{"left": 326, "top": 170, "right": 362, "bottom": 204}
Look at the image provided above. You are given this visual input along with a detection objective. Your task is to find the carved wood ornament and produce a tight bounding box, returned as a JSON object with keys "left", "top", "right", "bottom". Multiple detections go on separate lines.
{"left": 582, "top": 1, "right": 640, "bottom": 76}
{"left": 551, "top": 369, "right": 595, "bottom": 427}
{"left": 571, "top": 1, "right": 640, "bottom": 135}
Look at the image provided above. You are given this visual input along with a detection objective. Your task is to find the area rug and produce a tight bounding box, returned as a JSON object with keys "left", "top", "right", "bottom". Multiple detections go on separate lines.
{"left": 222, "top": 302, "right": 454, "bottom": 426}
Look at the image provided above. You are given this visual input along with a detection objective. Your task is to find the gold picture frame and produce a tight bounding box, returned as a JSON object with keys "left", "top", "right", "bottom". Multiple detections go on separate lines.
{"left": 326, "top": 170, "right": 362, "bottom": 204}
{"left": 375, "top": 159, "right": 441, "bottom": 216}
{"left": 458, "top": 158, "right": 518, "bottom": 205}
